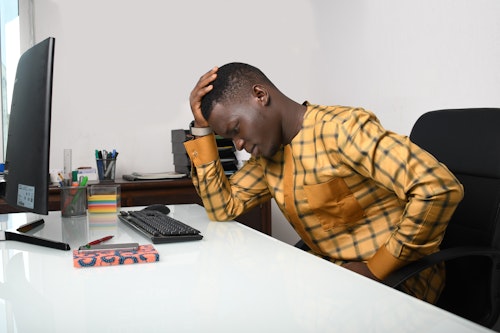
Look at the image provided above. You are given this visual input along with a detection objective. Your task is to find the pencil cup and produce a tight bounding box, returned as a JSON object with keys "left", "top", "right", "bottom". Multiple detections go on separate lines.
{"left": 96, "top": 158, "right": 116, "bottom": 182}
{"left": 60, "top": 186, "right": 87, "bottom": 217}
{"left": 87, "top": 184, "right": 121, "bottom": 214}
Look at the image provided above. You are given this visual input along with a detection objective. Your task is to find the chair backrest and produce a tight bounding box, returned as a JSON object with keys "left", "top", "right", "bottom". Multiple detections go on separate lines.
{"left": 409, "top": 108, "right": 500, "bottom": 327}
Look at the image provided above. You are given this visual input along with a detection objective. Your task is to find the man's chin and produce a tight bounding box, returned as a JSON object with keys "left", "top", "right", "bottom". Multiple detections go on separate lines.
{"left": 250, "top": 151, "right": 261, "bottom": 158}
{"left": 258, "top": 146, "right": 279, "bottom": 159}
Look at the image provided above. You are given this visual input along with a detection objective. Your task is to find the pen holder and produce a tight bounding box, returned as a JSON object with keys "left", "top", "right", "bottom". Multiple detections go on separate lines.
{"left": 60, "top": 186, "right": 87, "bottom": 217}
{"left": 96, "top": 158, "right": 116, "bottom": 182}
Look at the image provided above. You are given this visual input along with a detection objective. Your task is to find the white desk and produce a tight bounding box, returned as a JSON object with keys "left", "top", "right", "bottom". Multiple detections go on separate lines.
{"left": 0, "top": 204, "right": 493, "bottom": 332}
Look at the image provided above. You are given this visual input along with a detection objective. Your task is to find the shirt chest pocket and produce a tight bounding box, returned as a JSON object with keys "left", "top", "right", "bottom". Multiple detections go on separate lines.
{"left": 303, "top": 178, "right": 365, "bottom": 231}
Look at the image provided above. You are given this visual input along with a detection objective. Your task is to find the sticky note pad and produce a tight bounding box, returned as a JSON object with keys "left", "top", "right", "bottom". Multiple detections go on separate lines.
{"left": 88, "top": 194, "right": 119, "bottom": 213}
{"left": 73, "top": 244, "right": 159, "bottom": 268}
{"left": 87, "top": 185, "right": 121, "bottom": 214}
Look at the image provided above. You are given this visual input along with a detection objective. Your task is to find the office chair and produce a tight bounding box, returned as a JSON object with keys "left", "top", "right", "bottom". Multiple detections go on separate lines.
{"left": 383, "top": 108, "right": 500, "bottom": 329}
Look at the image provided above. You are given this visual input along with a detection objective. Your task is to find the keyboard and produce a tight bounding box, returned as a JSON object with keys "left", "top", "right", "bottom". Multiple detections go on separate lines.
{"left": 118, "top": 210, "right": 203, "bottom": 244}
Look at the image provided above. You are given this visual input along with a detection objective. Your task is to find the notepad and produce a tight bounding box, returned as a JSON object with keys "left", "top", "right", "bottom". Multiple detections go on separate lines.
{"left": 73, "top": 244, "right": 159, "bottom": 268}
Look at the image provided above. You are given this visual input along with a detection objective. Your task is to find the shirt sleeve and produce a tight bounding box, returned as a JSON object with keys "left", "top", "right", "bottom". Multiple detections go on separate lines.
{"left": 183, "top": 134, "right": 271, "bottom": 221}
{"left": 334, "top": 109, "right": 464, "bottom": 279}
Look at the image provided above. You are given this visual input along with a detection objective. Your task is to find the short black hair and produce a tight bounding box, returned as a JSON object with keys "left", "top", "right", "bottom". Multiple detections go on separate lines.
{"left": 200, "top": 62, "right": 274, "bottom": 120}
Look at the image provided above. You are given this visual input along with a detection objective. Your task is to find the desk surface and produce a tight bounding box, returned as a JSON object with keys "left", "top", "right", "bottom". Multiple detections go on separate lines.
{"left": 0, "top": 204, "right": 492, "bottom": 332}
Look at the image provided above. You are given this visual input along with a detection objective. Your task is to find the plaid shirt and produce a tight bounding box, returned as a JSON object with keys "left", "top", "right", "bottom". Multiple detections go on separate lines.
{"left": 184, "top": 103, "right": 463, "bottom": 303}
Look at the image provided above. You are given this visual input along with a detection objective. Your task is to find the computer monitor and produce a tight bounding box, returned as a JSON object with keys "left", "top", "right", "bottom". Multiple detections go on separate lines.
{"left": 3, "top": 37, "right": 55, "bottom": 215}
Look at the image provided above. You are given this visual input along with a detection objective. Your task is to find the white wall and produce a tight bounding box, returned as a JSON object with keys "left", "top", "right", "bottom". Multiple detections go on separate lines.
{"left": 29, "top": 0, "right": 500, "bottom": 246}
{"left": 308, "top": 0, "right": 500, "bottom": 135}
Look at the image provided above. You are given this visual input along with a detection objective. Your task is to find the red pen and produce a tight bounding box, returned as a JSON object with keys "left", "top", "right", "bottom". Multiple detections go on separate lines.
{"left": 84, "top": 235, "right": 114, "bottom": 248}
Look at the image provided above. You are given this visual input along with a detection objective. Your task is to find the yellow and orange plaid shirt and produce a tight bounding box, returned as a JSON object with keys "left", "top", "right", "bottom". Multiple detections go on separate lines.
{"left": 184, "top": 103, "right": 463, "bottom": 303}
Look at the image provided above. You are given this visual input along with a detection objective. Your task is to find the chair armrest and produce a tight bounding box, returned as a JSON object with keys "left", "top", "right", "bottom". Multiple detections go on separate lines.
{"left": 382, "top": 246, "right": 500, "bottom": 288}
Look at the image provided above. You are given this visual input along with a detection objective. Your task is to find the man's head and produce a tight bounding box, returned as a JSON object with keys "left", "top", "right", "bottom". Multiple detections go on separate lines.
{"left": 200, "top": 62, "right": 274, "bottom": 121}
{"left": 200, "top": 62, "right": 284, "bottom": 158}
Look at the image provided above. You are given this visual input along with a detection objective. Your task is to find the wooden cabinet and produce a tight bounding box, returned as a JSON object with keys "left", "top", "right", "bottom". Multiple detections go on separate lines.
{"left": 0, "top": 178, "right": 272, "bottom": 235}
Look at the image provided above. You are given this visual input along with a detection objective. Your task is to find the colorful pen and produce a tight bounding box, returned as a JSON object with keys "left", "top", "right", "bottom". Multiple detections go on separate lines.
{"left": 79, "top": 175, "right": 88, "bottom": 186}
{"left": 84, "top": 235, "right": 114, "bottom": 248}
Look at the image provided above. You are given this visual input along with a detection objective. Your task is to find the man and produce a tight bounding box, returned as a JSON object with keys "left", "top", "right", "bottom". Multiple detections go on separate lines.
{"left": 184, "top": 62, "right": 463, "bottom": 303}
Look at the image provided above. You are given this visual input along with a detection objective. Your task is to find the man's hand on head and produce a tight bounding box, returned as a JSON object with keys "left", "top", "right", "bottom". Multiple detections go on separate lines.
{"left": 189, "top": 66, "right": 218, "bottom": 128}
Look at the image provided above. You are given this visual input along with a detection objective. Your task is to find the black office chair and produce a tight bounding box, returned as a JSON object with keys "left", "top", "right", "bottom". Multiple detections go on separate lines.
{"left": 383, "top": 108, "right": 500, "bottom": 329}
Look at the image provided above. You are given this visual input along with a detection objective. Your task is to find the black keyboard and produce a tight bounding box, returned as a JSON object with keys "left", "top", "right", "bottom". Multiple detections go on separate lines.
{"left": 118, "top": 210, "right": 203, "bottom": 244}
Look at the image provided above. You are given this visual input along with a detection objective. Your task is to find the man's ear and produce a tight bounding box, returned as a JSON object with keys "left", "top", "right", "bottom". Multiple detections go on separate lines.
{"left": 252, "top": 84, "right": 270, "bottom": 106}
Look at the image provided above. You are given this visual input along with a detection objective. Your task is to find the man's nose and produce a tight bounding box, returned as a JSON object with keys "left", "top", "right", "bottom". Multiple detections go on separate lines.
{"left": 233, "top": 138, "right": 245, "bottom": 151}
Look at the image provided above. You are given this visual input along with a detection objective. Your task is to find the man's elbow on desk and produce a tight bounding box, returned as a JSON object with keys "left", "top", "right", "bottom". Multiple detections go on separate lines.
{"left": 202, "top": 204, "right": 243, "bottom": 222}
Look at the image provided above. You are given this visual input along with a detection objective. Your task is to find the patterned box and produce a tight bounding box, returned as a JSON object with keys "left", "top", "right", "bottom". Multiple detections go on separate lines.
{"left": 73, "top": 244, "right": 159, "bottom": 268}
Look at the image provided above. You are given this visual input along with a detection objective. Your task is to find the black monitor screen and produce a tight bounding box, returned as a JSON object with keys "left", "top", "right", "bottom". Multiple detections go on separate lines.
{"left": 4, "top": 37, "right": 55, "bottom": 215}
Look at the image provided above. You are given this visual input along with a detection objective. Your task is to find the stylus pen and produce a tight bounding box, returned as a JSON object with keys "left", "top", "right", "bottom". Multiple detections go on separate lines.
{"left": 16, "top": 218, "right": 45, "bottom": 233}
{"left": 82, "top": 235, "right": 114, "bottom": 248}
